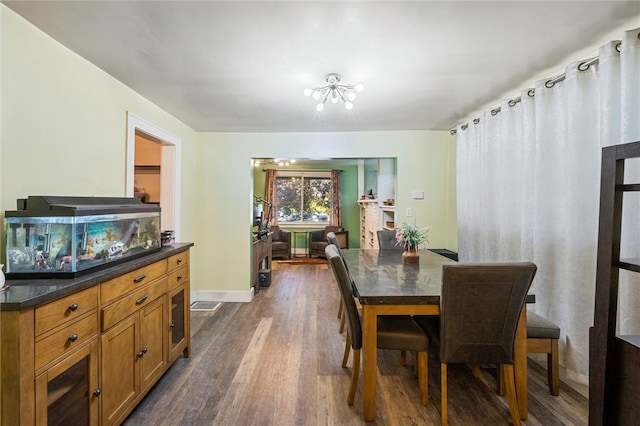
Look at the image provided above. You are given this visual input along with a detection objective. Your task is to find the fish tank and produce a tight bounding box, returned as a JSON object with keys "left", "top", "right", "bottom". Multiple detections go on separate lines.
{"left": 5, "top": 196, "right": 161, "bottom": 278}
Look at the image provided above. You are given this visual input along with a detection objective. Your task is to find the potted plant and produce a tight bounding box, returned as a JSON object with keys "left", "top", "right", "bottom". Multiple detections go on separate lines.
{"left": 395, "top": 222, "right": 430, "bottom": 264}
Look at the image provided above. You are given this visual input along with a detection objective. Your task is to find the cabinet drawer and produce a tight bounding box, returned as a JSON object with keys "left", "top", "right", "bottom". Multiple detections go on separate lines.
{"left": 35, "top": 313, "right": 97, "bottom": 371}
{"left": 101, "top": 278, "right": 168, "bottom": 331}
{"left": 167, "top": 251, "right": 188, "bottom": 272}
{"left": 168, "top": 265, "right": 188, "bottom": 290}
{"left": 101, "top": 260, "right": 167, "bottom": 305}
{"left": 35, "top": 286, "right": 98, "bottom": 337}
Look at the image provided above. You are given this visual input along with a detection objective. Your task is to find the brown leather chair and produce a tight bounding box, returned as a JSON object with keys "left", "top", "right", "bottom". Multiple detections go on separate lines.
{"left": 415, "top": 262, "right": 537, "bottom": 426}
{"left": 309, "top": 226, "right": 344, "bottom": 257}
{"left": 325, "top": 245, "right": 430, "bottom": 406}
{"left": 270, "top": 226, "right": 291, "bottom": 259}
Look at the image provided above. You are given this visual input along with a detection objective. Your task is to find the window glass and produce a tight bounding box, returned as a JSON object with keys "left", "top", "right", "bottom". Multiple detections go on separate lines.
{"left": 276, "top": 173, "right": 331, "bottom": 224}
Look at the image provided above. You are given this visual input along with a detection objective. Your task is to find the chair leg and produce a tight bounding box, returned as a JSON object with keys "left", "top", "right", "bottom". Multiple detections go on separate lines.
{"left": 337, "top": 299, "right": 343, "bottom": 319}
{"left": 441, "top": 363, "right": 448, "bottom": 426}
{"left": 339, "top": 310, "right": 346, "bottom": 334}
{"left": 549, "top": 339, "right": 559, "bottom": 396}
{"left": 418, "top": 351, "right": 428, "bottom": 405}
{"left": 496, "top": 364, "right": 505, "bottom": 396}
{"left": 501, "top": 364, "right": 521, "bottom": 426}
{"left": 342, "top": 332, "right": 351, "bottom": 368}
{"left": 472, "top": 363, "right": 481, "bottom": 377}
{"left": 400, "top": 350, "right": 407, "bottom": 366}
{"left": 348, "top": 348, "right": 361, "bottom": 405}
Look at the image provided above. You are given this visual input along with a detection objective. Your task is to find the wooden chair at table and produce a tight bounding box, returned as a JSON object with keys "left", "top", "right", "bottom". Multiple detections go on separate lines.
{"left": 415, "top": 262, "right": 537, "bottom": 426}
{"left": 526, "top": 310, "right": 560, "bottom": 396}
{"left": 327, "top": 231, "right": 349, "bottom": 334}
{"left": 325, "top": 245, "right": 431, "bottom": 406}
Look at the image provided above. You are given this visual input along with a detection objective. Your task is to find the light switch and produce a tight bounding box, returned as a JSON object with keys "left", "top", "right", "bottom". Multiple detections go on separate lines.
{"left": 412, "top": 191, "right": 424, "bottom": 200}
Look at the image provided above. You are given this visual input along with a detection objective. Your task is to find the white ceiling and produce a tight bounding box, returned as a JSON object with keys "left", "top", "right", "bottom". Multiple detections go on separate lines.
{"left": 4, "top": 1, "right": 639, "bottom": 133}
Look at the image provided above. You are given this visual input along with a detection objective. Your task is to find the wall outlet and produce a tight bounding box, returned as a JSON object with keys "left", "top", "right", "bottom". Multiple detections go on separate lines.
{"left": 406, "top": 208, "right": 412, "bottom": 217}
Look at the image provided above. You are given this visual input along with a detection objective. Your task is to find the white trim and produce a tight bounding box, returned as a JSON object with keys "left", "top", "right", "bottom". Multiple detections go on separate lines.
{"left": 126, "top": 112, "right": 182, "bottom": 239}
{"left": 191, "top": 289, "right": 254, "bottom": 303}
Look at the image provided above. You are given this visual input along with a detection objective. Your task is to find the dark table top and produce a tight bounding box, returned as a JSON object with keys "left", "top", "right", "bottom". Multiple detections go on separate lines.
{"left": 1, "top": 243, "right": 194, "bottom": 311}
{"left": 342, "top": 249, "right": 450, "bottom": 305}
{"left": 342, "top": 248, "right": 535, "bottom": 306}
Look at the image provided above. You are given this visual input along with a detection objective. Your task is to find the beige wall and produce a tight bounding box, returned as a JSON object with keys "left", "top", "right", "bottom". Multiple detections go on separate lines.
{"left": 195, "top": 131, "right": 456, "bottom": 298}
{"left": 1, "top": 6, "right": 456, "bottom": 301}
{"left": 0, "top": 6, "right": 200, "bottom": 285}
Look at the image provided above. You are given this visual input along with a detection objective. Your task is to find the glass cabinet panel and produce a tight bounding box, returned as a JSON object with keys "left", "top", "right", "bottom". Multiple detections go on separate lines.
{"left": 171, "top": 289, "right": 185, "bottom": 346}
{"left": 36, "top": 340, "right": 98, "bottom": 425}
{"left": 169, "top": 284, "right": 188, "bottom": 362}
{"left": 48, "top": 357, "right": 89, "bottom": 426}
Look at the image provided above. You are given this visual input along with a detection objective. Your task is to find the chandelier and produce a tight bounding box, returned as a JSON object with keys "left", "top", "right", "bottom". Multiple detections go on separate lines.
{"left": 253, "top": 158, "right": 296, "bottom": 167}
{"left": 304, "top": 73, "right": 364, "bottom": 112}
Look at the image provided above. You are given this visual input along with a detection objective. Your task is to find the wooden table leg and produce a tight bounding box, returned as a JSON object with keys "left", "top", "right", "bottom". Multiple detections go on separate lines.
{"left": 362, "top": 306, "right": 378, "bottom": 421}
{"left": 514, "top": 307, "right": 528, "bottom": 419}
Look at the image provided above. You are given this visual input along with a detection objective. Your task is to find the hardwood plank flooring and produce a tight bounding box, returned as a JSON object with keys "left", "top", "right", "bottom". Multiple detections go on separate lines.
{"left": 123, "top": 262, "right": 587, "bottom": 425}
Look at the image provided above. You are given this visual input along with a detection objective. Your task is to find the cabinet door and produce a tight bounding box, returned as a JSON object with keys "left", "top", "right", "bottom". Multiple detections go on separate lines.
{"left": 101, "top": 315, "right": 138, "bottom": 426}
{"left": 35, "top": 339, "right": 99, "bottom": 426}
{"left": 168, "top": 283, "right": 189, "bottom": 362}
{"left": 140, "top": 296, "right": 167, "bottom": 391}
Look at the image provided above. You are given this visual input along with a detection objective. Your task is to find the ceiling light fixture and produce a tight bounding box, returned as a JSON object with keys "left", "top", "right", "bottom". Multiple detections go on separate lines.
{"left": 304, "top": 73, "right": 363, "bottom": 112}
{"left": 254, "top": 158, "right": 296, "bottom": 167}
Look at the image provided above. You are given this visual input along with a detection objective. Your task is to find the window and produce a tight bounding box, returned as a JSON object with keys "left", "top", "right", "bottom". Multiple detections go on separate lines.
{"left": 276, "top": 171, "right": 331, "bottom": 225}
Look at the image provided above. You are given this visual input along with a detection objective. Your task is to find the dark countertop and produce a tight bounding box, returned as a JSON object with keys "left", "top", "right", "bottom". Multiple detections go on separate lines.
{"left": 1, "top": 243, "right": 194, "bottom": 311}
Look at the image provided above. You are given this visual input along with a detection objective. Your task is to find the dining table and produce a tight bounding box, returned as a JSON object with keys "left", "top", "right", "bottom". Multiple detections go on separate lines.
{"left": 341, "top": 248, "right": 531, "bottom": 422}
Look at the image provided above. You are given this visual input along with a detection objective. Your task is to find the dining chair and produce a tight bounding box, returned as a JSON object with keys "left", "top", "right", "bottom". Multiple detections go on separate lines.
{"left": 325, "top": 244, "right": 431, "bottom": 406}
{"left": 416, "top": 262, "right": 537, "bottom": 426}
{"left": 327, "top": 232, "right": 346, "bottom": 333}
{"left": 377, "top": 229, "right": 402, "bottom": 250}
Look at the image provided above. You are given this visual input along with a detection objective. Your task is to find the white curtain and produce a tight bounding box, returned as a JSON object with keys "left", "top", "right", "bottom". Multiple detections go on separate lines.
{"left": 456, "top": 28, "right": 640, "bottom": 385}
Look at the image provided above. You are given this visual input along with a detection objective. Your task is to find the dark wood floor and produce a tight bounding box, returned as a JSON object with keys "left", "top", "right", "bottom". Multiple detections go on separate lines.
{"left": 123, "top": 261, "right": 588, "bottom": 425}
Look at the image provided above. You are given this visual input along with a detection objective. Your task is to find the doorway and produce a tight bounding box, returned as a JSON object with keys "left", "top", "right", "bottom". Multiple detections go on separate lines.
{"left": 126, "top": 112, "right": 181, "bottom": 238}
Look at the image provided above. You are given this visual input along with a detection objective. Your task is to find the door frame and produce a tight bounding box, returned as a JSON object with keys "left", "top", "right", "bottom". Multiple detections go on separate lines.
{"left": 125, "top": 112, "right": 181, "bottom": 239}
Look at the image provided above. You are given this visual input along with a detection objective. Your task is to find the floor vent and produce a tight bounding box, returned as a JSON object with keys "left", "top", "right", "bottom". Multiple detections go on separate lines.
{"left": 190, "top": 301, "right": 222, "bottom": 312}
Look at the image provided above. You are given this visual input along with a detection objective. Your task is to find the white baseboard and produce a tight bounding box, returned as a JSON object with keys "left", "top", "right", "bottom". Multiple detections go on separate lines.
{"left": 191, "top": 289, "right": 254, "bottom": 303}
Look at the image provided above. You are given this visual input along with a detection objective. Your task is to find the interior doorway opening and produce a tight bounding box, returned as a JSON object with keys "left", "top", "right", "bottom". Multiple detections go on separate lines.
{"left": 126, "top": 112, "right": 181, "bottom": 239}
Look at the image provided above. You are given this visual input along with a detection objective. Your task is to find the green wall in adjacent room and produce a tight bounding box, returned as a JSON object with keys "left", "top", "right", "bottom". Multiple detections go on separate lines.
{"left": 253, "top": 162, "right": 360, "bottom": 249}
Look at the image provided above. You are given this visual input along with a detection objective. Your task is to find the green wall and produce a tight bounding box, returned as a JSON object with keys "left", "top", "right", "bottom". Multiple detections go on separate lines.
{"left": 253, "top": 163, "right": 360, "bottom": 249}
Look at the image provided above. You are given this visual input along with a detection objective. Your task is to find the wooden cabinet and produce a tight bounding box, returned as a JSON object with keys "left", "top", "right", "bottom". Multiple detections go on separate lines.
{"left": 590, "top": 141, "right": 640, "bottom": 425}
{"left": 101, "top": 295, "right": 166, "bottom": 425}
{"left": 32, "top": 286, "right": 100, "bottom": 426}
{"left": 252, "top": 233, "right": 272, "bottom": 287}
{"left": 101, "top": 315, "right": 137, "bottom": 425}
{"left": 168, "top": 283, "right": 189, "bottom": 362}
{"left": 1, "top": 246, "right": 192, "bottom": 426}
{"left": 35, "top": 339, "right": 100, "bottom": 426}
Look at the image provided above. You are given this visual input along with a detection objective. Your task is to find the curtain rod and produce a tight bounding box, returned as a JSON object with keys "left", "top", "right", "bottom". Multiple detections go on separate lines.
{"left": 449, "top": 41, "right": 622, "bottom": 135}
{"left": 262, "top": 169, "right": 343, "bottom": 172}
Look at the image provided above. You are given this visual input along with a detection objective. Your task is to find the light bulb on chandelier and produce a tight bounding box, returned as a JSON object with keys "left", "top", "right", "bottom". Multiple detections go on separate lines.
{"left": 304, "top": 73, "right": 363, "bottom": 112}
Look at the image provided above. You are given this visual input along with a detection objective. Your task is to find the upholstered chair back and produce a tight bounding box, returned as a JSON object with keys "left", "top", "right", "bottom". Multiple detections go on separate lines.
{"left": 439, "top": 262, "right": 537, "bottom": 365}
{"left": 377, "top": 230, "right": 402, "bottom": 250}
{"left": 326, "top": 245, "right": 362, "bottom": 350}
